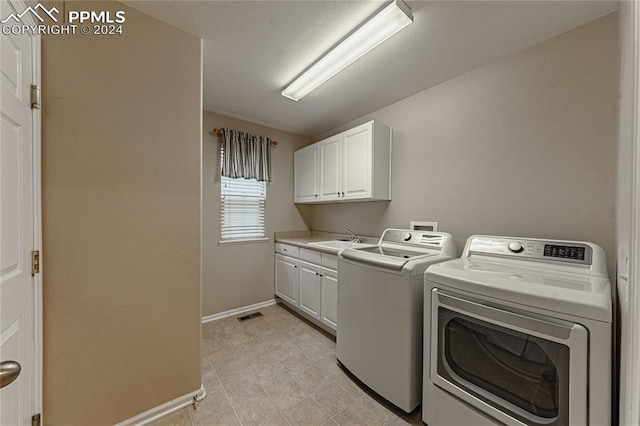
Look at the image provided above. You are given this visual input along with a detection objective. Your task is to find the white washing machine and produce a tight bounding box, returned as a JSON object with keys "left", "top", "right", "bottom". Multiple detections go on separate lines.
{"left": 337, "top": 229, "right": 457, "bottom": 413}
{"left": 423, "top": 235, "right": 612, "bottom": 426}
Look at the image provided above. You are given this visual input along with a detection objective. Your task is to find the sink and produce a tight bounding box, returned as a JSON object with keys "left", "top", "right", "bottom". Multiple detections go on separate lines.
{"left": 308, "top": 240, "right": 376, "bottom": 251}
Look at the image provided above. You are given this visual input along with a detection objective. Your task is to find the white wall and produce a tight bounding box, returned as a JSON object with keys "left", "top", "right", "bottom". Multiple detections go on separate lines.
{"left": 308, "top": 14, "right": 618, "bottom": 274}
{"left": 202, "top": 111, "right": 311, "bottom": 317}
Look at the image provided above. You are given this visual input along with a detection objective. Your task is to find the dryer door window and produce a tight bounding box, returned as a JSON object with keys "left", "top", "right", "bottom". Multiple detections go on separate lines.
{"left": 440, "top": 312, "right": 569, "bottom": 424}
{"left": 430, "top": 291, "right": 587, "bottom": 426}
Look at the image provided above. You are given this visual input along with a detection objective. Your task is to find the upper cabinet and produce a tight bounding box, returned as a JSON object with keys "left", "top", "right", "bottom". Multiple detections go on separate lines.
{"left": 318, "top": 134, "right": 343, "bottom": 201}
{"left": 294, "top": 121, "right": 392, "bottom": 204}
{"left": 294, "top": 143, "right": 319, "bottom": 202}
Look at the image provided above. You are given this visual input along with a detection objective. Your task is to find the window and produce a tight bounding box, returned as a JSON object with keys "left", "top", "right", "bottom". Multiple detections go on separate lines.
{"left": 220, "top": 175, "right": 266, "bottom": 241}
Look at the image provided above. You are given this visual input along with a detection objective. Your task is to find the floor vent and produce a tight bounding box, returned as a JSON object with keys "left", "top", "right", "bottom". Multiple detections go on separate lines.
{"left": 237, "top": 312, "right": 263, "bottom": 322}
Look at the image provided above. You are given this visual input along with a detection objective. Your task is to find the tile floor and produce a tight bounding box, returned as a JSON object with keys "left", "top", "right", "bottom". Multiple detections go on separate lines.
{"left": 151, "top": 303, "right": 423, "bottom": 426}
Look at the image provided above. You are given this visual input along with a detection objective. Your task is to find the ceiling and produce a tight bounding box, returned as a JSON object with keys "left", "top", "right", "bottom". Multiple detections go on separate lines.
{"left": 125, "top": 1, "right": 617, "bottom": 137}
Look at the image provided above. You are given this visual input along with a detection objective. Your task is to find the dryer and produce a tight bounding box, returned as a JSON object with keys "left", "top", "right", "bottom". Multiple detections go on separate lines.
{"left": 338, "top": 229, "right": 456, "bottom": 412}
{"left": 423, "top": 235, "right": 612, "bottom": 426}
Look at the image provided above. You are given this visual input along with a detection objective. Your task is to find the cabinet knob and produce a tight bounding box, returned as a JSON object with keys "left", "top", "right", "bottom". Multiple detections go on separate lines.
{"left": 315, "top": 194, "right": 318, "bottom": 197}
{"left": 341, "top": 192, "right": 344, "bottom": 197}
{"left": 337, "top": 192, "right": 340, "bottom": 196}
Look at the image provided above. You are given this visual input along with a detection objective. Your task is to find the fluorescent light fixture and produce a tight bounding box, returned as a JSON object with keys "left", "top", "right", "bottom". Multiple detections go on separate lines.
{"left": 282, "top": 0, "right": 413, "bottom": 101}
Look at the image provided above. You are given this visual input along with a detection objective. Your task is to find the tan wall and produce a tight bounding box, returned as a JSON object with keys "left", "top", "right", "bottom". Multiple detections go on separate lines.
{"left": 41, "top": 2, "right": 202, "bottom": 424}
{"left": 309, "top": 14, "right": 618, "bottom": 274}
{"left": 202, "top": 111, "right": 310, "bottom": 317}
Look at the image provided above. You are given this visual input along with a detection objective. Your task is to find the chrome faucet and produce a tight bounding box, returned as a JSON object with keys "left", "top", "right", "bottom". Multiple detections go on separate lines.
{"left": 344, "top": 229, "right": 361, "bottom": 243}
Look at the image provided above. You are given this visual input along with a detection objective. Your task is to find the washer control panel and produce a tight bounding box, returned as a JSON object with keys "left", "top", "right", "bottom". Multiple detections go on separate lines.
{"left": 468, "top": 236, "right": 592, "bottom": 265}
{"left": 381, "top": 229, "right": 446, "bottom": 248}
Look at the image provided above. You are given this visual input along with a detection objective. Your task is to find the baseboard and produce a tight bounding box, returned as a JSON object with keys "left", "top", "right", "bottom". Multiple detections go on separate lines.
{"left": 201, "top": 299, "right": 277, "bottom": 324}
{"left": 114, "top": 385, "right": 206, "bottom": 426}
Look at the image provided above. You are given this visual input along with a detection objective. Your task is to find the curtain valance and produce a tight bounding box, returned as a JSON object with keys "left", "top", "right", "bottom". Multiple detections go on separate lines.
{"left": 220, "top": 128, "right": 272, "bottom": 182}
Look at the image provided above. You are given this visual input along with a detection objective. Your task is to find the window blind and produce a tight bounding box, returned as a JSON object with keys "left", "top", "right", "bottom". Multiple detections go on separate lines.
{"left": 220, "top": 175, "right": 266, "bottom": 240}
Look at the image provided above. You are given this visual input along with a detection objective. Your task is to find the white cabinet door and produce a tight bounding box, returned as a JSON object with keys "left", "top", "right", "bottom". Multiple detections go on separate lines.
{"left": 275, "top": 254, "right": 298, "bottom": 305}
{"left": 318, "top": 134, "right": 342, "bottom": 201}
{"left": 342, "top": 122, "right": 373, "bottom": 200}
{"left": 298, "top": 261, "right": 321, "bottom": 319}
{"left": 320, "top": 268, "right": 338, "bottom": 330}
{"left": 294, "top": 144, "right": 318, "bottom": 203}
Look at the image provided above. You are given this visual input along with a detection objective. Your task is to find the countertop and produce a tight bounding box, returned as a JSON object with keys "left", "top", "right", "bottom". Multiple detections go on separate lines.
{"left": 274, "top": 231, "right": 379, "bottom": 255}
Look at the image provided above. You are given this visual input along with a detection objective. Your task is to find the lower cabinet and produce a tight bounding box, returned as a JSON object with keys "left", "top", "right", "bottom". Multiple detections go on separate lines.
{"left": 320, "top": 269, "right": 338, "bottom": 329}
{"left": 298, "top": 261, "right": 322, "bottom": 319}
{"left": 275, "top": 254, "right": 298, "bottom": 305}
{"left": 274, "top": 251, "right": 337, "bottom": 332}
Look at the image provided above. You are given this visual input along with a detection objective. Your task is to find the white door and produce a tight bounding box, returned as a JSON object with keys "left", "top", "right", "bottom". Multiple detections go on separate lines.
{"left": 318, "top": 135, "right": 342, "bottom": 201}
{"left": 275, "top": 254, "right": 298, "bottom": 305}
{"left": 320, "top": 269, "right": 337, "bottom": 330}
{"left": 1, "top": 1, "right": 41, "bottom": 424}
{"left": 293, "top": 145, "right": 318, "bottom": 203}
{"left": 298, "top": 261, "right": 321, "bottom": 319}
{"left": 617, "top": 2, "right": 640, "bottom": 425}
{"left": 342, "top": 122, "right": 372, "bottom": 200}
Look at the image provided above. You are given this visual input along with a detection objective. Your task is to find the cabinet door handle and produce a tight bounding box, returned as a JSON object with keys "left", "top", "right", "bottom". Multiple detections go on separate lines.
{"left": 315, "top": 272, "right": 319, "bottom": 276}
{"left": 337, "top": 192, "right": 340, "bottom": 196}
{"left": 341, "top": 192, "right": 344, "bottom": 197}
{"left": 315, "top": 194, "right": 318, "bottom": 197}
{"left": 294, "top": 265, "right": 297, "bottom": 268}
{"left": 319, "top": 274, "right": 324, "bottom": 277}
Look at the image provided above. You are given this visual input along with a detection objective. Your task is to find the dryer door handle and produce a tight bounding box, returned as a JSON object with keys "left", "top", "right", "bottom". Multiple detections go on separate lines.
{"left": 435, "top": 291, "right": 573, "bottom": 340}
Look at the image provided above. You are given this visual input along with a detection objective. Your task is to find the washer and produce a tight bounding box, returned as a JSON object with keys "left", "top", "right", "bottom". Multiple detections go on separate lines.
{"left": 423, "top": 235, "right": 612, "bottom": 426}
{"left": 337, "top": 228, "right": 457, "bottom": 412}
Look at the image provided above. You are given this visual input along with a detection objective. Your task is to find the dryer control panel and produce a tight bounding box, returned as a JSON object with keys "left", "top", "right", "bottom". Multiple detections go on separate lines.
{"left": 467, "top": 236, "right": 593, "bottom": 265}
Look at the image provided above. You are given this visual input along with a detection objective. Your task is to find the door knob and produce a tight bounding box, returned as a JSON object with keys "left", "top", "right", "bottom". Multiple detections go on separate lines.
{"left": 0, "top": 361, "right": 21, "bottom": 389}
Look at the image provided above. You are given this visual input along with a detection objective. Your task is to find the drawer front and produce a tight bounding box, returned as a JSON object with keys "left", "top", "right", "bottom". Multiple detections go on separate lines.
{"left": 322, "top": 253, "right": 338, "bottom": 270}
{"left": 299, "top": 247, "right": 322, "bottom": 264}
{"left": 275, "top": 243, "right": 299, "bottom": 257}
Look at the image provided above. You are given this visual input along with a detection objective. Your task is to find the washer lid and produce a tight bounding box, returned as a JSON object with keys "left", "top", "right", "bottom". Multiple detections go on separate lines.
{"left": 425, "top": 258, "right": 612, "bottom": 322}
{"left": 341, "top": 246, "right": 436, "bottom": 271}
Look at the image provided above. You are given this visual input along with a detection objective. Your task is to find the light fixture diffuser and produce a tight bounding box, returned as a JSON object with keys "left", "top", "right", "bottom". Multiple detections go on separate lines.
{"left": 282, "top": 0, "right": 413, "bottom": 101}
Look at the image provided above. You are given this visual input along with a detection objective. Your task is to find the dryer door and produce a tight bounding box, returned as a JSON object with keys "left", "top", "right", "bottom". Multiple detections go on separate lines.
{"left": 430, "top": 289, "right": 588, "bottom": 426}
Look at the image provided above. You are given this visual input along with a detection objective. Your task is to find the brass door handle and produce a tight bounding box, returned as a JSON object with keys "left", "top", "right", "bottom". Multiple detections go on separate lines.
{"left": 0, "top": 361, "right": 21, "bottom": 389}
